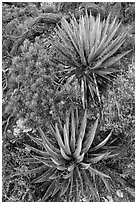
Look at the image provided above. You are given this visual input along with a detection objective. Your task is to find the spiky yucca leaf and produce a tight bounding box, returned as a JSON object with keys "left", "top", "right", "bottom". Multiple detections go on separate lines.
{"left": 20, "top": 109, "right": 118, "bottom": 201}
{"left": 52, "top": 11, "right": 130, "bottom": 107}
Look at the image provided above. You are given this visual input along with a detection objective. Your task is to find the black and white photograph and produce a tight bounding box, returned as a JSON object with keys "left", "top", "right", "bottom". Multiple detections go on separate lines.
{"left": 2, "top": 1, "right": 135, "bottom": 202}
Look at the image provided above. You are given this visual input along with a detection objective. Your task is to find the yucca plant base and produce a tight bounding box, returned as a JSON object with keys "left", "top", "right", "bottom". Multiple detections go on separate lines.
{"left": 19, "top": 109, "right": 118, "bottom": 201}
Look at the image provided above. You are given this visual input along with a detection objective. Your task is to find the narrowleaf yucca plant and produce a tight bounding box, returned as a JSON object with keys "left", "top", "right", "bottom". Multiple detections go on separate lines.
{"left": 20, "top": 108, "right": 118, "bottom": 201}
{"left": 52, "top": 11, "right": 130, "bottom": 108}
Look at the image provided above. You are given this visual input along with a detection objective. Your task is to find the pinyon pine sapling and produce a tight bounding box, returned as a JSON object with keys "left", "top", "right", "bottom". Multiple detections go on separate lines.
{"left": 19, "top": 108, "right": 118, "bottom": 201}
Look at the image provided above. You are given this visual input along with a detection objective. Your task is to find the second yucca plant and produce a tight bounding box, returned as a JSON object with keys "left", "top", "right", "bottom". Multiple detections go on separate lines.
{"left": 21, "top": 108, "right": 117, "bottom": 201}
{"left": 52, "top": 11, "right": 130, "bottom": 107}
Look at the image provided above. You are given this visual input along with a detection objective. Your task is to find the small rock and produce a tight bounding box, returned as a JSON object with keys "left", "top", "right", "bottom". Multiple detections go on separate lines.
{"left": 23, "top": 127, "right": 32, "bottom": 133}
{"left": 14, "top": 127, "right": 21, "bottom": 136}
{"left": 7, "top": 129, "right": 12, "bottom": 133}
{"left": 106, "top": 195, "right": 114, "bottom": 202}
{"left": 49, "top": 110, "right": 53, "bottom": 114}
{"left": 60, "top": 100, "right": 65, "bottom": 105}
{"left": 116, "top": 189, "right": 124, "bottom": 198}
{"left": 25, "top": 146, "right": 31, "bottom": 153}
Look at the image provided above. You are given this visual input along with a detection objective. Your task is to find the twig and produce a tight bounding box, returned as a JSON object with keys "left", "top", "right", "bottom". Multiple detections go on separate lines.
{"left": 2, "top": 71, "right": 8, "bottom": 91}
{"left": 4, "top": 114, "right": 13, "bottom": 135}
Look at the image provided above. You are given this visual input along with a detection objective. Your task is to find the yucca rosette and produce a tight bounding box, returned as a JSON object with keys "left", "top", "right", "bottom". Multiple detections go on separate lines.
{"left": 21, "top": 108, "right": 118, "bottom": 201}
{"left": 52, "top": 11, "right": 130, "bottom": 108}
